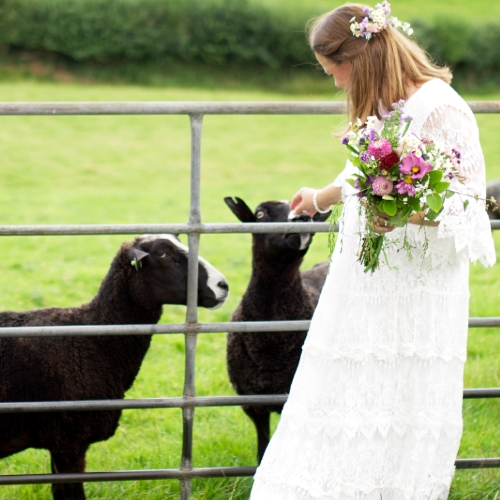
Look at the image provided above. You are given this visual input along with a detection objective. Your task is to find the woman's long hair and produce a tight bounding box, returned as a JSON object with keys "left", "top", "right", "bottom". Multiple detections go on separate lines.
{"left": 308, "top": 3, "right": 452, "bottom": 124}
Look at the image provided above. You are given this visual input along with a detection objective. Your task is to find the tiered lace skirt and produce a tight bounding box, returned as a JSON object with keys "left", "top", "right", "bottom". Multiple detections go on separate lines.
{"left": 250, "top": 203, "right": 470, "bottom": 500}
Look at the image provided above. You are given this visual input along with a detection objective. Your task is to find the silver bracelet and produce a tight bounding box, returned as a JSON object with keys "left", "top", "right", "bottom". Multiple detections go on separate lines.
{"left": 312, "top": 190, "right": 332, "bottom": 214}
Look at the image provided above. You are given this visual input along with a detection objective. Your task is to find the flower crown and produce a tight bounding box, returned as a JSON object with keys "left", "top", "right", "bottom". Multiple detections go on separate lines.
{"left": 350, "top": 1, "right": 413, "bottom": 40}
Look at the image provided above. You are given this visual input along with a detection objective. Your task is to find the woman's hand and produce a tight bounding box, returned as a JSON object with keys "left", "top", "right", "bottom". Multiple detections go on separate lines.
{"left": 370, "top": 209, "right": 438, "bottom": 233}
{"left": 290, "top": 187, "right": 317, "bottom": 216}
{"left": 290, "top": 185, "right": 342, "bottom": 216}
{"left": 369, "top": 210, "right": 396, "bottom": 234}
{"left": 408, "top": 211, "right": 439, "bottom": 227}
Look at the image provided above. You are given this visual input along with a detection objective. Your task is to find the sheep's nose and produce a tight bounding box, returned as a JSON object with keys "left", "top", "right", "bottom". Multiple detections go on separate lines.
{"left": 218, "top": 281, "right": 229, "bottom": 291}
{"left": 291, "top": 214, "right": 312, "bottom": 223}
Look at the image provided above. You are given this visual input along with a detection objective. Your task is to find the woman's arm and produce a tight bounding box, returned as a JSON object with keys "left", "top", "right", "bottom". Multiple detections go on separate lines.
{"left": 373, "top": 208, "right": 438, "bottom": 234}
{"left": 290, "top": 184, "right": 342, "bottom": 216}
{"left": 290, "top": 184, "right": 437, "bottom": 229}
{"left": 407, "top": 211, "right": 439, "bottom": 227}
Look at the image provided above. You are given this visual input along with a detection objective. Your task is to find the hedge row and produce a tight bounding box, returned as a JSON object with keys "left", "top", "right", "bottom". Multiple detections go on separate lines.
{"left": 0, "top": 0, "right": 498, "bottom": 84}
{"left": 412, "top": 19, "right": 500, "bottom": 84}
{"left": 0, "top": 0, "right": 311, "bottom": 68}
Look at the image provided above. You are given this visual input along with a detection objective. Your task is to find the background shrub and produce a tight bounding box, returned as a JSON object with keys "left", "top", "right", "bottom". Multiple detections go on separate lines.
{"left": 0, "top": 0, "right": 311, "bottom": 67}
{"left": 0, "top": 0, "right": 498, "bottom": 87}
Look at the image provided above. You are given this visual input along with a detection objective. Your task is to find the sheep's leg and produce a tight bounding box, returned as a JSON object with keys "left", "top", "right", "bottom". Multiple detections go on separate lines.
{"left": 243, "top": 406, "right": 270, "bottom": 464}
{"left": 50, "top": 450, "right": 86, "bottom": 500}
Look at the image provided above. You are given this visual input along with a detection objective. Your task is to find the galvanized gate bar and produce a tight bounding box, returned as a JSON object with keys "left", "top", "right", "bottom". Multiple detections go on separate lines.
{"left": 0, "top": 395, "right": 289, "bottom": 413}
{"left": 0, "top": 316, "right": 498, "bottom": 338}
{"left": 180, "top": 114, "right": 204, "bottom": 500}
{"left": 466, "top": 102, "right": 500, "bottom": 114}
{"left": 468, "top": 317, "right": 500, "bottom": 327}
{"left": 0, "top": 467, "right": 259, "bottom": 486}
{"left": 0, "top": 320, "right": 312, "bottom": 338}
{"left": 0, "top": 221, "right": 331, "bottom": 235}
{"left": 0, "top": 220, "right": 500, "bottom": 236}
{"left": 455, "top": 458, "right": 500, "bottom": 469}
{"left": 0, "top": 101, "right": 347, "bottom": 115}
{"left": 1, "top": 220, "right": 500, "bottom": 236}
{"left": 463, "top": 388, "right": 500, "bottom": 398}
{"left": 2, "top": 457, "right": 500, "bottom": 487}
{"left": 0, "top": 101, "right": 497, "bottom": 115}
{"left": 0, "top": 388, "right": 495, "bottom": 414}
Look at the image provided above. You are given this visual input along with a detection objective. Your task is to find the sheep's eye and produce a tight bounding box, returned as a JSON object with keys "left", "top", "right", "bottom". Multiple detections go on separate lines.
{"left": 159, "top": 253, "right": 167, "bottom": 259}
{"left": 256, "top": 210, "right": 265, "bottom": 219}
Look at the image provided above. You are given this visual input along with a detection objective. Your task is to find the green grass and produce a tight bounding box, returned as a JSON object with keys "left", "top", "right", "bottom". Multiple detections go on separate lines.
{"left": 0, "top": 81, "right": 499, "bottom": 498}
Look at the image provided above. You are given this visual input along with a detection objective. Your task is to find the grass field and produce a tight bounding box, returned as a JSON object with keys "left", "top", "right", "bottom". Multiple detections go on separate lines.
{"left": 0, "top": 81, "right": 499, "bottom": 499}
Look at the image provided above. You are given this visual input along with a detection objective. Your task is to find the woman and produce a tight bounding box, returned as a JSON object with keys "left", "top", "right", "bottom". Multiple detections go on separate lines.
{"left": 250, "top": 3, "right": 495, "bottom": 499}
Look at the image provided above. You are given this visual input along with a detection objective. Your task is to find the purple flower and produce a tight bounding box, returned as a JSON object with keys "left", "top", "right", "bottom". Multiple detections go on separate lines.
{"left": 359, "top": 17, "right": 370, "bottom": 36}
{"left": 395, "top": 178, "right": 416, "bottom": 197}
{"left": 452, "top": 148, "right": 462, "bottom": 163}
{"left": 399, "top": 152, "right": 432, "bottom": 179}
{"left": 341, "top": 136, "right": 349, "bottom": 145}
{"left": 391, "top": 99, "right": 405, "bottom": 112}
{"left": 354, "top": 177, "right": 367, "bottom": 198}
{"left": 372, "top": 176, "right": 394, "bottom": 196}
{"left": 363, "top": 128, "right": 377, "bottom": 141}
{"left": 366, "top": 174, "right": 374, "bottom": 185}
{"left": 449, "top": 172, "right": 455, "bottom": 179}
{"left": 360, "top": 152, "right": 371, "bottom": 162}
{"left": 367, "top": 138, "right": 392, "bottom": 160}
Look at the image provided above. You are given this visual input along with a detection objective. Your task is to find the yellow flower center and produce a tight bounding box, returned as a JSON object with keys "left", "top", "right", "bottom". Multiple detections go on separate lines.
{"left": 411, "top": 166, "right": 420, "bottom": 173}
{"left": 404, "top": 176, "right": 413, "bottom": 184}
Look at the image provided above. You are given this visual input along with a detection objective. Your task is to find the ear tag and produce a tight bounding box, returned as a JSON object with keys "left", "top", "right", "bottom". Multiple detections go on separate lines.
{"left": 130, "top": 258, "right": 142, "bottom": 271}
{"left": 130, "top": 248, "right": 149, "bottom": 271}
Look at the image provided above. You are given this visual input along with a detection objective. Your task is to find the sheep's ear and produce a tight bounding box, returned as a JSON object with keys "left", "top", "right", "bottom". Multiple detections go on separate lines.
{"left": 129, "top": 248, "right": 149, "bottom": 271}
{"left": 224, "top": 197, "right": 256, "bottom": 223}
{"left": 312, "top": 210, "right": 331, "bottom": 222}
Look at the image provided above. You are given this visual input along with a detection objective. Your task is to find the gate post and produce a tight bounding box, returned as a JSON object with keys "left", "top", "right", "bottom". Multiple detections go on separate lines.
{"left": 180, "top": 114, "right": 203, "bottom": 500}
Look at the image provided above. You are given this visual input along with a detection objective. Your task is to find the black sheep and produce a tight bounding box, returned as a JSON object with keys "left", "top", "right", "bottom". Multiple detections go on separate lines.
{"left": 224, "top": 197, "right": 329, "bottom": 463}
{"left": 0, "top": 234, "right": 228, "bottom": 500}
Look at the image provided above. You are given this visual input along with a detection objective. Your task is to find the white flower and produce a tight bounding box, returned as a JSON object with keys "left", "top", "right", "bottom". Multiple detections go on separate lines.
{"left": 402, "top": 134, "right": 420, "bottom": 151}
{"left": 365, "top": 116, "right": 377, "bottom": 129}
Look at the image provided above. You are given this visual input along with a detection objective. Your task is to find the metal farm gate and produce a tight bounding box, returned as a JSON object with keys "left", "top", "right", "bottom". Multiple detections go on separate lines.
{"left": 0, "top": 101, "right": 500, "bottom": 499}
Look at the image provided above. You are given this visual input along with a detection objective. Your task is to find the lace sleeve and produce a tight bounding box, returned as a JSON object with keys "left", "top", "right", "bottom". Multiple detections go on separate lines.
{"left": 420, "top": 104, "right": 495, "bottom": 267}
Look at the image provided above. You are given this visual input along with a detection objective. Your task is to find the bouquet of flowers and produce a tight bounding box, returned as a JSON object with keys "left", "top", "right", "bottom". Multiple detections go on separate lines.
{"left": 342, "top": 100, "right": 465, "bottom": 273}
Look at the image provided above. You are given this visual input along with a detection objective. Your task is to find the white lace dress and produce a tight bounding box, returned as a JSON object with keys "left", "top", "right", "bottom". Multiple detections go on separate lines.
{"left": 250, "top": 79, "right": 496, "bottom": 500}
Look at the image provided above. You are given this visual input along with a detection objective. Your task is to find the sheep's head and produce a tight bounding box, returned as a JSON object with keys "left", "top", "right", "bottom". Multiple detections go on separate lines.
{"left": 125, "top": 235, "right": 229, "bottom": 309}
{"left": 224, "top": 196, "right": 328, "bottom": 265}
